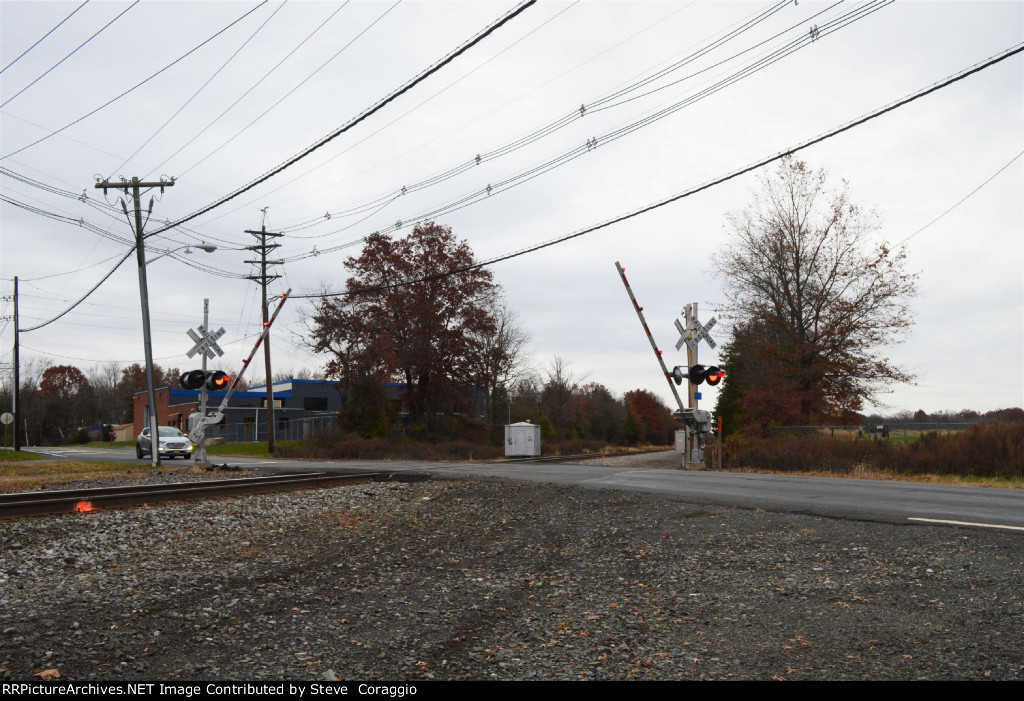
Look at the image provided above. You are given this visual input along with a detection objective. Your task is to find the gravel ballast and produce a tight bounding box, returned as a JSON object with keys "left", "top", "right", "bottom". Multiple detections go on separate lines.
{"left": 1, "top": 463, "right": 1022, "bottom": 681}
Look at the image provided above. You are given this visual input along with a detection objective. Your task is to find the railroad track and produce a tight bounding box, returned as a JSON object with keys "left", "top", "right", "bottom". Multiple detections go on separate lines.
{"left": 495, "top": 448, "right": 673, "bottom": 464}
{"left": 0, "top": 471, "right": 430, "bottom": 520}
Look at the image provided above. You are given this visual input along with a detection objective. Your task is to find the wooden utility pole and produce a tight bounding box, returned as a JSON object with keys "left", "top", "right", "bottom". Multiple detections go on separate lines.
{"left": 244, "top": 224, "right": 282, "bottom": 452}
{"left": 95, "top": 176, "right": 175, "bottom": 467}
{"left": 13, "top": 276, "right": 20, "bottom": 450}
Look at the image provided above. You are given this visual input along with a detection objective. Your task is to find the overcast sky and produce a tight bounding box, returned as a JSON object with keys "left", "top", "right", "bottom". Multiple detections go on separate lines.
{"left": 1, "top": 0, "right": 1021, "bottom": 419}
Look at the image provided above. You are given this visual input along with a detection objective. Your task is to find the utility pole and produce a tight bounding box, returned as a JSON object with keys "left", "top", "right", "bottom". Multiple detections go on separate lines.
{"left": 244, "top": 222, "right": 282, "bottom": 453}
{"left": 13, "top": 276, "right": 20, "bottom": 451}
{"left": 95, "top": 176, "right": 175, "bottom": 468}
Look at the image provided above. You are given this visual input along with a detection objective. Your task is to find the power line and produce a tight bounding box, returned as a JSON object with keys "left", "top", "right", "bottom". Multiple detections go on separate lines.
{"left": 174, "top": 0, "right": 393, "bottom": 180}
{"left": 141, "top": 1, "right": 352, "bottom": 181}
{"left": 279, "top": 0, "right": 883, "bottom": 260}
{"left": 0, "top": 1, "right": 269, "bottom": 160}
{"left": 18, "top": 246, "right": 135, "bottom": 332}
{"left": 0, "top": 0, "right": 91, "bottom": 75}
{"left": 895, "top": 150, "right": 1024, "bottom": 247}
{"left": 0, "top": 192, "right": 132, "bottom": 245}
{"left": 13, "top": 1, "right": 538, "bottom": 334}
{"left": 143, "top": 0, "right": 539, "bottom": 239}
{"left": 269, "top": 0, "right": 800, "bottom": 236}
{"left": 296, "top": 42, "right": 1024, "bottom": 300}
{"left": 229, "top": 0, "right": 584, "bottom": 231}
{"left": 1, "top": 1, "right": 138, "bottom": 109}
{"left": 107, "top": 0, "right": 288, "bottom": 179}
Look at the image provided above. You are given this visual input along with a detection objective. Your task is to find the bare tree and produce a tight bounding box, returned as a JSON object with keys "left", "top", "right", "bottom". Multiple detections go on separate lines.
{"left": 87, "top": 361, "right": 122, "bottom": 425}
{"left": 714, "top": 157, "right": 918, "bottom": 426}
{"left": 468, "top": 302, "right": 531, "bottom": 431}
{"left": 541, "top": 356, "right": 587, "bottom": 439}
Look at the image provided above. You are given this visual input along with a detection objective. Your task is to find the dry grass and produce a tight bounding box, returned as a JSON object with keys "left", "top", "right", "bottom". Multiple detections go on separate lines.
{"left": 0, "top": 460, "right": 188, "bottom": 493}
{"left": 722, "top": 422, "right": 1024, "bottom": 484}
{"left": 0, "top": 458, "right": 250, "bottom": 493}
{"left": 727, "top": 464, "right": 1024, "bottom": 489}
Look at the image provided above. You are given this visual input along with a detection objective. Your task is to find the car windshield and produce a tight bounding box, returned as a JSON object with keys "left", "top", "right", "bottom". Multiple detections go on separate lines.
{"left": 157, "top": 427, "right": 184, "bottom": 437}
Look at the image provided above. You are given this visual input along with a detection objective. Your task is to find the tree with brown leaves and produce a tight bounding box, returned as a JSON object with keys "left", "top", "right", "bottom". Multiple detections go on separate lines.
{"left": 714, "top": 157, "right": 918, "bottom": 429}
{"left": 310, "top": 222, "right": 502, "bottom": 432}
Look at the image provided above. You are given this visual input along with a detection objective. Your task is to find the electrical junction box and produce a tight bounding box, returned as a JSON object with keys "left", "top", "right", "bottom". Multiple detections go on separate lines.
{"left": 505, "top": 421, "right": 541, "bottom": 457}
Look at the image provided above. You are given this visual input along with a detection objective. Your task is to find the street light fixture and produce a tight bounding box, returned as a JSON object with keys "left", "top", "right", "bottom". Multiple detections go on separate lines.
{"left": 138, "top": 241, "right": 216, "bottom": 468}
{"left": 145, "top": 242, "right": 217, "bottom": 265}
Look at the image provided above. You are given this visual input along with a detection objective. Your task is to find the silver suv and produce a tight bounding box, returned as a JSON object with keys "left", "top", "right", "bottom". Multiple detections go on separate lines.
{"left": 136, "top": 426, "right": 193, "bottom": 460}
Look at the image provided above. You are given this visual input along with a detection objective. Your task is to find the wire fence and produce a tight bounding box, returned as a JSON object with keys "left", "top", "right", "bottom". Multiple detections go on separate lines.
{"left": 204, "top": 414, "right": 338, "bottom": 444}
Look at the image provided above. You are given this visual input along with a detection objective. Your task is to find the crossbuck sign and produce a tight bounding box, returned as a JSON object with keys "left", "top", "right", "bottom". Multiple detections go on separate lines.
{"left": 675, "top": 316, "right": 717, "bottom": 352}
{"left": 186, "top": 324, "right": 226, "bottom": 359}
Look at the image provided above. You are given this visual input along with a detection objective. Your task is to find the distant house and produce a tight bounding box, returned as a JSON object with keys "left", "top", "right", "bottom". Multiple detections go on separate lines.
{"left": 111, "top": 423, "right": 134, "bottom": 442}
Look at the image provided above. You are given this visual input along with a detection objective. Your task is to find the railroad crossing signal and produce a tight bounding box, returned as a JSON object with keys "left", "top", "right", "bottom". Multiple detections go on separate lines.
{"left": 687, "top": 364, "right": 725, "bottom": 386}
{"left": 186, "top": 324, "right": 226, "bottom": 360}
{"left": 180, "top": 370, "right": 205, "bottom": 390}
{"left": 179, "top": 370, "right": 231, "bottom": 391}
{"left": 206, "top": 371, "right": 230, "bottom": 390}
{"left": 676, "top": 315, "right": 717, "bottom": 351}
{"left": 670, "top": 365, "right": 725, "bottom": 386}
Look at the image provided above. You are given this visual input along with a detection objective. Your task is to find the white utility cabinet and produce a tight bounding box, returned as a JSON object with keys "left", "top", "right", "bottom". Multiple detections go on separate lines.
{"left": 505, "top": 421, "right": 541, "bottom": 457}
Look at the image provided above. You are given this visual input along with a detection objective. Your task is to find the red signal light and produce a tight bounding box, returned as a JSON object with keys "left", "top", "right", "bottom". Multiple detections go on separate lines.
{"left": 206, "top": 371, "right": 230, "bottom": 390}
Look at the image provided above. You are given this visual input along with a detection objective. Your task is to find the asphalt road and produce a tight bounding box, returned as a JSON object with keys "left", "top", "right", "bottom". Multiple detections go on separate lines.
{"left": 16, "top": 446, "right": 1024, "bottom": 533}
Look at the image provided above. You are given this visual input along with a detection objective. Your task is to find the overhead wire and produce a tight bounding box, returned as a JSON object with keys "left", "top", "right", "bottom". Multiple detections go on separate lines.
{"left": 895, "top": 150, "right": 1024, "bottom": 247}
{"left": 1, "top": 165, "right": 120, "bottom": 212}
{"left": 0, "top": 192, "right": 132, "bottom": 245}
{"left": 267, "top": 0, "right": 795, "bottom": 235}
{"left": 293, "top": 42, "right": 1024, "bottom": 300}
{"left": 174, "top": 0, "right": 396, "bottom": 180}
{"left": 107, "top": 0, "right": 289, "bottom": 179}
{"left": 142, "top": 0, "right": 538, "bottom": 239}
{"left": 0, "top": 1, "right": 135, "bottom": 108}
{"left": 0, "top": 0, "right": 90, "bottom": 74}
{"left": 245, "top": 1, "right": 703, "bottom": 233}
{"left": 142, "top": 1, "right": 353, "bottom": 181}
{"left": 0, "top": 0, "right": 270, "bottom": 160}
{"left": 269, "top": 0, "right": 851, "bottom": 249}
{"left": 279, "top": 0, "right": 882, "bottom": 260}
{"left": 18, "top": 246, "right": 135, "bottom": 332}
{"left": 217, "top": 0, "right": 584, "bottom": 233}
{"left": 15, "top": 1, "right": 538, "bottom": 334}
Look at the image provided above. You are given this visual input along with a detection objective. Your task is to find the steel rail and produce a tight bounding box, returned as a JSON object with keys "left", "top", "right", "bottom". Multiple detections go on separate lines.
{"left": 0, "top": 471, "right": 429, "bottom": 519}
{"left": 495, "top": 449, "right": 673, "bottom": 464}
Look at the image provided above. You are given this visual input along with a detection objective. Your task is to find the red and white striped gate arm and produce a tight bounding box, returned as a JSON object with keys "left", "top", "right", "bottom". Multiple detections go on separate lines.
{"left": 188, "top": 289, "right": 292, "bottom": 442}
{"left": 614, "top": 262, "right": 685, "bottom": 413}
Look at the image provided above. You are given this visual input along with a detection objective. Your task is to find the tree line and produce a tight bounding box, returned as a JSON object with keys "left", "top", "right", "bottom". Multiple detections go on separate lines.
{"left": 0, "top": 360, "right": 182, "bottom": 445}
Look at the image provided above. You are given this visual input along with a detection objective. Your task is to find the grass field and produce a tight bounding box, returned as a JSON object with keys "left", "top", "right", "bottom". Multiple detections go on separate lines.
{"left": 0, "top": 459, "right": 199, "bottom": 493}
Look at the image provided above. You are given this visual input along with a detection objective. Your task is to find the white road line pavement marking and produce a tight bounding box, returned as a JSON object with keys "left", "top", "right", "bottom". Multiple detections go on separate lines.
{"left": 909, "top": 517, "right": 1024, "bottom": 532}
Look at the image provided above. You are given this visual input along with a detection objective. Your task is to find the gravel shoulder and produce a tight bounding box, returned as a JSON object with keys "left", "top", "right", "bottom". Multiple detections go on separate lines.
{"left": 2, "top": 454, "right": 1022, "bottom": 681}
